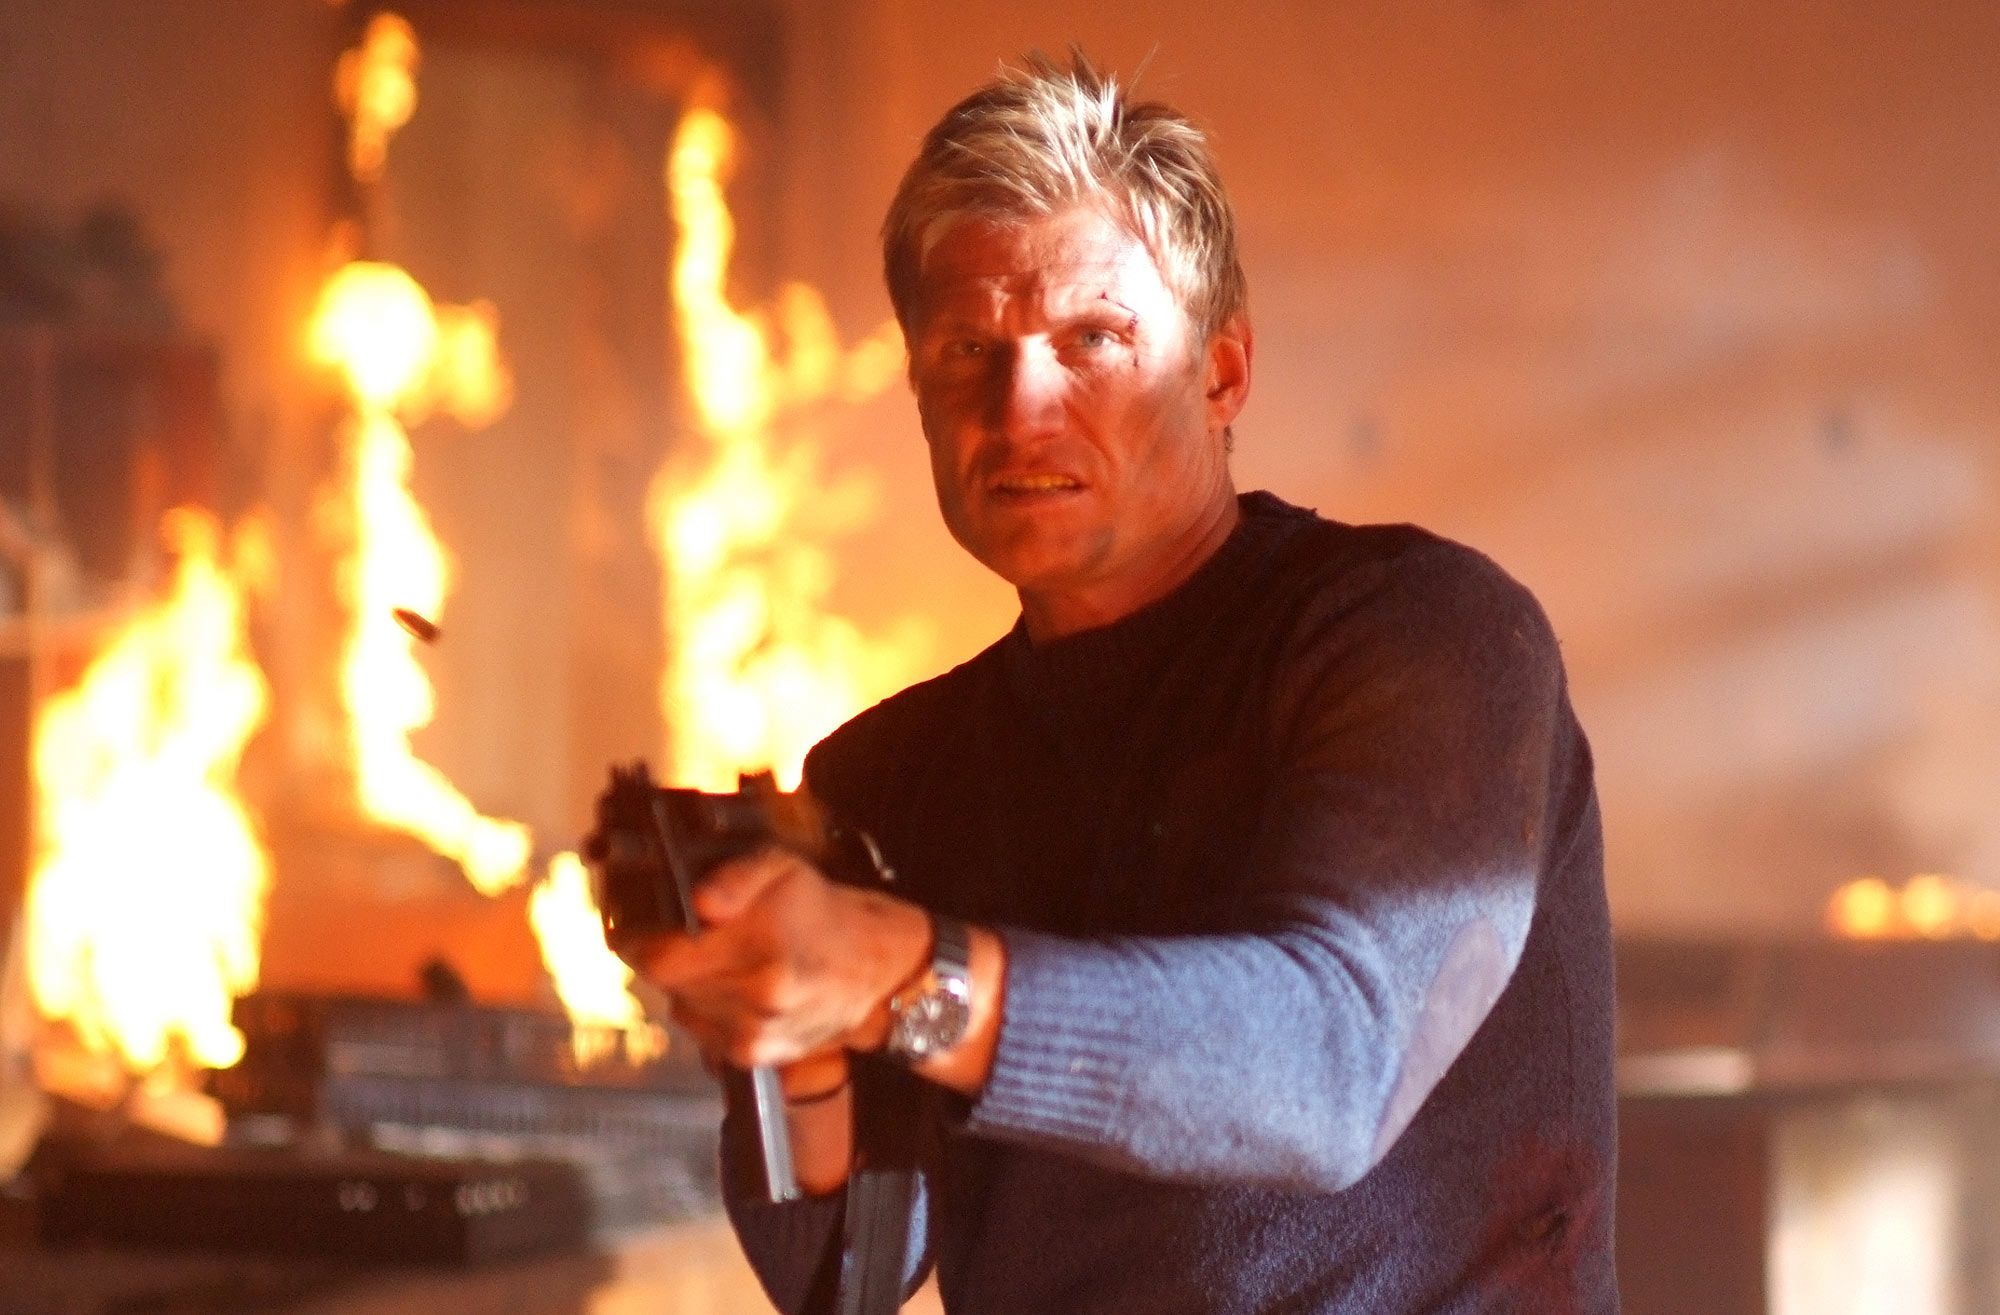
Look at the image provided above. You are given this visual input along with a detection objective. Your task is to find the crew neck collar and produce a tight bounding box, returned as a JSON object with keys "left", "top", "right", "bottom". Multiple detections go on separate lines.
{"left": 998, "top": 491, "right": 1313, "bottom": 693}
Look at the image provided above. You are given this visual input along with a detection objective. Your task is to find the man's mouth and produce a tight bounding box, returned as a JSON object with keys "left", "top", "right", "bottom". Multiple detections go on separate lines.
{"left": 989, "top": 474, "right": 1083, "bottom": 496}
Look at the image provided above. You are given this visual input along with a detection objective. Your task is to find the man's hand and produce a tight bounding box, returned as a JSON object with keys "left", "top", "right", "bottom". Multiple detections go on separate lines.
{"left": 632, "top": 847, "right": 932, "bottom": 1069}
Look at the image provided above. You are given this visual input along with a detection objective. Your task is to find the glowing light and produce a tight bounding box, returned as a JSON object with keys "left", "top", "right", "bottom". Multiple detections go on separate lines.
{"left": 431, "top": 301, "right": 514, "bottom": 428}
{"left": 651, "top": 104, "right": 929, "bottom": 792}
{"left": 26, "top": 509, "right": 269, "bottom": 1073}
{"left": 528, "top": 852, "right": 665, "bottom": 1065}
{"left": 1825, "top": 872, "right": 2000, "bottom": 941}
{"left": 309, "top": 267, "right": 512, "bottom": 428}
{"left": 1826, "top": 876, "right": 1897, "bottom": 940}
{"left": 1900, "top": 874, "right": 1959, "bottom": 940}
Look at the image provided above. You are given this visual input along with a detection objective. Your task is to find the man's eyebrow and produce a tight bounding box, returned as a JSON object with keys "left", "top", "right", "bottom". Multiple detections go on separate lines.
{"left": 1076, "top": 296, "right": 1141, "bottom": 329}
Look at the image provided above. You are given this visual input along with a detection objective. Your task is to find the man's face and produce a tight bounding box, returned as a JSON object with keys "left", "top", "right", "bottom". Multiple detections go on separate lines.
{"left": 905, "top": 205, "right": 1251, "bottom": 637}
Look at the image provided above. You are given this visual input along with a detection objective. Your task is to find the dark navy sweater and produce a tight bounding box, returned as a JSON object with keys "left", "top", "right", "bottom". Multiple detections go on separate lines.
{"left": 727, "top": 492, "right": 1618, "bottom": 1313}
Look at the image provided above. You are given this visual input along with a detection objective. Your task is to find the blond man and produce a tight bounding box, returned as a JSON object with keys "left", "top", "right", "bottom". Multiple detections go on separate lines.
{"left": 641, "top": 52, "right": 1618, "bottom": 1315}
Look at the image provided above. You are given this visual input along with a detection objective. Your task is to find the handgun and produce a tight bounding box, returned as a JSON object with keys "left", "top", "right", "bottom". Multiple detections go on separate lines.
{"left": 583, "top": 762, "right": 893, "bottom": 1204}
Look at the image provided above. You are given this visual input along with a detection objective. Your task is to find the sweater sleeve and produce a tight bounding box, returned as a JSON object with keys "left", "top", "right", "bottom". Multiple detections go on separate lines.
{"left": 959, "top": 541, "right": 1566, "bottom": 1193}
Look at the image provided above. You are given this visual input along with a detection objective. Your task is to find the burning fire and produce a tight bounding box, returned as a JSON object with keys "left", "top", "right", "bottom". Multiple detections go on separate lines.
{"left": 526, "top": 98, "right": 921, "bottom": 1054}
{"left": 310, "top": 262, "right": 530, "bottom": 896}
{"left": 1825, "top": 873, "right": 2000, "bottom": 941}
{"left": 316, "top": 16, "right": 652, "bottom": 1061}
{"left": 314, "top": 21, "right": 920, "bottom": 1059}
{"left": 320, "top": 18, "right": 527, "bottom": 893}
{"left": 26, "top": 509, "right": 270, "bottom": 1074}
{"left": 651, "top": 104, "right": 919, "bottom": 791}
{"left": 529, "top": 853, "right": 665, "bottom": 1065}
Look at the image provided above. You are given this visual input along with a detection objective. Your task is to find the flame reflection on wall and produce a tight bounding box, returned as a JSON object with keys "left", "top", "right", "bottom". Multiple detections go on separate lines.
{"left": 651, "top": 104, "right": 920, "bottom": 792}
{"left": 26, "top": 509, "right": 270, "bottom": 1073}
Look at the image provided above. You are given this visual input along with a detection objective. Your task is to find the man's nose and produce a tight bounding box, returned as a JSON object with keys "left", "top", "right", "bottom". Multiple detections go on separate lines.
{"left": 985, "top": 342, "right": 1063, "bottom": 440}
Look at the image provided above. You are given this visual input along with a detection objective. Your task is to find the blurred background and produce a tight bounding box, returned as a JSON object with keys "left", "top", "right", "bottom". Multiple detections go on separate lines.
{"left": 0, "top": 1, "right": 1995, "bottom": 1311}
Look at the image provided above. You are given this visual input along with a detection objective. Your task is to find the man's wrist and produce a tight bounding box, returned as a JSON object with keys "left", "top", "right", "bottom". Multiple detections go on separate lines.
{"left": 911, "top": 923, "right": 1005, "bottom": 1095}
{"left": 837, "top": 905, "right": 1005, "bottom": 1096}
{"left": 880, "top": 914, "right": 973, "bottom": 1064}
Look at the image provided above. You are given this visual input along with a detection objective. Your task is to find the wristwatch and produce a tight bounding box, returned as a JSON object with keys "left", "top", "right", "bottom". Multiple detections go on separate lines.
{"left": 883, "top": 913, "right": 972, "bottom": 1063}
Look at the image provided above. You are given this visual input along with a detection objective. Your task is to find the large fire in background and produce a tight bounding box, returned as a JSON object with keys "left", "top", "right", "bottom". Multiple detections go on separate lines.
{"left": 25, "top": 510, "right": 271, "bottom": 1076}
{"left": 314, "top": 17, "right": 524, "bottom": 900}
{"left": 28, "top": 15, "right": 931, "bottom": 1086}
{"left": 309, "top": 259, "right": 531, "bottom": 896}
{"left": 651, "top": 104, "right": 920, "bottom": 792}
{"left": 313, "top": 14, "right": 654, "bottom": 1055}
{"left": 516, "top": 91, "right": 926, "bottom": 1050}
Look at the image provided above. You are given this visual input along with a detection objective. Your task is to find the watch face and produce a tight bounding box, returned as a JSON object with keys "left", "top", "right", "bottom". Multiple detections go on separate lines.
{"left": 890, "top": 978, "right": 972, "bottom": 1060}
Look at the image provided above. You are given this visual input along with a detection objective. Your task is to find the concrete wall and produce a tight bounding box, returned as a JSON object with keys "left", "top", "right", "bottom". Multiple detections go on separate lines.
{"left": 0, "top": 3, "right": 337, "bottom": 434}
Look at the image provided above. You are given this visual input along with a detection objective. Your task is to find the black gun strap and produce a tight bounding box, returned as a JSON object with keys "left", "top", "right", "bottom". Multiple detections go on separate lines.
{"left": 835, "top": 1164, "right": 916, "bottom": 1315}
{"left": 829, "top": 1059, "right": 931, "bottom": 1315}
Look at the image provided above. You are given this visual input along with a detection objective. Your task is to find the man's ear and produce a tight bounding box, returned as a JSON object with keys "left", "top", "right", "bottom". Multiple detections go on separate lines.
{"left": 1203, "top": 312, "right": 1253, "bottom": 430}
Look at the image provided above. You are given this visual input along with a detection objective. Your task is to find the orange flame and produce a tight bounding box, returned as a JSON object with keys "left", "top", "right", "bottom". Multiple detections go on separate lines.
{"left": 317, "top": 20, "right": 623, "bottom": 1057}
{"left": 529, "top": 852, "right": 665, "bottom": 1064}
{"left": 335, "top": 14, "right": 420, "bottom": 184}
{"left": 26, "top": 509, "right": 270, "bottom": 1073}
{"left": 310, "top": 261, "right": 531, "bottom": 896}
{"left": 1825, "top": 872, "right": 2000, "bottom": 941}
{"left": 650, "top": 104, "right": 922, "bottom": 791}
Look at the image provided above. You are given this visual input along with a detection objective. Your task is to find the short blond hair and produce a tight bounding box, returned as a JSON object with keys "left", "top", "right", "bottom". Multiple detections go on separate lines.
{"left": 882, "top": 51, "right": 1247, "bottom": 342}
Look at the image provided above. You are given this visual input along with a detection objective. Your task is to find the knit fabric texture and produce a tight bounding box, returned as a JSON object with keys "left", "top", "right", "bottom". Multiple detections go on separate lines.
{"left": 725, "top": 491, "right": 1618, "bottom": 1314}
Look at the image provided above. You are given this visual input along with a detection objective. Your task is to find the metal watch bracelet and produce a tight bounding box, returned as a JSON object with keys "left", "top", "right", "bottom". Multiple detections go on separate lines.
{"left": 883, "top": 913, "right": 972, "bottom": 1063}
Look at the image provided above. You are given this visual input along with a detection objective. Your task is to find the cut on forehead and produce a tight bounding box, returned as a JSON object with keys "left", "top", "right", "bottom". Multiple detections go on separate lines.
{"left": 903, "top": 208, "right": 1205, "bottom": 378}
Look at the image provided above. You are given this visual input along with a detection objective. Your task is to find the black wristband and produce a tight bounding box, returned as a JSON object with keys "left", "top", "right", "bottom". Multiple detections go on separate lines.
{"left": 785, "top": 1078, "right": 851, "bottom": 1106}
